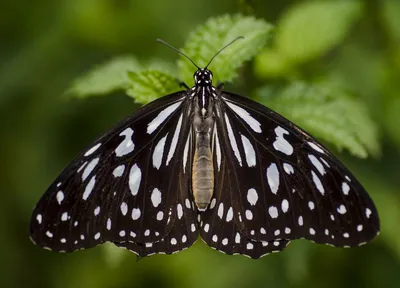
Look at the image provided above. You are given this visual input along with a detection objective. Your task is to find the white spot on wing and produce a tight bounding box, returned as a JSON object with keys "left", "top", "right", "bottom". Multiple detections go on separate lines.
{"left": 131, "top": 208, "right": 141, "bottom": 220}
{"left": 115, "top": 128, "right": 134, "bottom": 157}
{"left": 177, "top": 203, "right": 183, "bottom": 219}
{"left": 210, "top": 198, "right": 216, "bottom": 209}
{"left": 337, "top": 204, "right": 347, "bottom": 214}
{"left": 235, "top": 233, "right": 241, "bottom": 243}
{"left": 129, "top": 164, "right": 141, "bottom": 196}
{"left": 226, "top": 101, "right": 261, "bottom": 133}
{"left": 283, "top": 163, "right": 294, "bottom": 174}
{"left": 342, "top": 182, "right": 350, "bottom": 195}
{"left": 245, "top": 210, "right": 253, "bottom": 220}
{"left": 226, "top": 207, "right": 233, "bottom": 222}
{"left": 267, "top": 163, "right": 280, "bottom": 194}
{"left": 153, "top": 134, "right": 168, "bottom": 169}
{"left": 218, "top": 203, "right": 224, "bottom": 219}
{"left": 82, "top": 176, "right": 96, "bottom": 200}
{"left": 56, "top": 191, "right": 64, "bottom": 204}
{"left": 61, "top": 212, "right": 68, "bottom": 221}
{"left": 268, "top": 206, "right": 278, "bottom": 218}
{"left": 36, "top": 214, "right": 42, "bottom": 224}
{"left": 151, "top": 188, "right": 162, "bottom": 208}
{"left": 365, "top": 208, "right": 372, "bottom": 218}
{"left": 147, "top": 102, "right": 181, "bottom": 134}
{"left": 273, "top": 126, "right": 293, "bottom": 155}
{"left": 157, "top": 211, "right": 164, "bottom": 221}
{"left": 224, "top": 113, "right": 242, "bottom": 166}
{"left": 240, "top": 134, "right": 256, "bottom": 167}
{"left": 120, "top": 202, "right": 128, "bottom": 215}
{"left": 84, "top": 143, "right": 101, "bottom": 156}
{"left": 112, "top": 165, "right": 125, "bottom": 178}
{"left": 282, "top": 199, "right": 289, "bottom": 214}
{"left": 247, "top": 188, "right": 258, "bottom": 206}
{"left": 166, "top": 114, "right": 183, "bottom": 166}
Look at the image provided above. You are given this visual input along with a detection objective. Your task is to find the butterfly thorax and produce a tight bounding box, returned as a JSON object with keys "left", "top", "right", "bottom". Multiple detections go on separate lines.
{"left": 191, "top": 69, "right": 215, "bottom": 210}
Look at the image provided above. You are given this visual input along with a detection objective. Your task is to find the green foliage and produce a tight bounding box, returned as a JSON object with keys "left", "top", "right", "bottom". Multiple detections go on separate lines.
{"left": 255, "top": 0, "right": 363, "bottom": 77}
{"left": 67, "top": 56, "right": 141, "bottom": 97}
{"left": 4, "top": 1, "right": 400, "bottom": 287}
{"left": 178, "top": 14, "right": 273, "bottom": 85}
{"left": 256, "top": 82, "right": 380, "bottom": 158}
{"left": 126, "top": 70, "right": 178, "bottom": 104}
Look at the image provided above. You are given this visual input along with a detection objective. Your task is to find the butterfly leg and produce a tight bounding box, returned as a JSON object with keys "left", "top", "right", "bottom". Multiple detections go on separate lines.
{"left": 178, "top": 81, "right": 190, "bottom": 90}
{"left": 216, "top": 83, "right": 224, "bottom": 92}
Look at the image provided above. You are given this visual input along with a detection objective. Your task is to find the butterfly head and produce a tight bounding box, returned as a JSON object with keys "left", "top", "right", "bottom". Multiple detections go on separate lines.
{"left": 194, "top": 69, "right": 213, "bottom": 87}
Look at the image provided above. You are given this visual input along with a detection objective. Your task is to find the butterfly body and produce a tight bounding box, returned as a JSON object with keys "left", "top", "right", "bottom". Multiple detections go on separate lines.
{"left": 30, "top": 62, "right": 379, "bottom": 259}
{"left": 192, "top": 69, "right": 217, "bottom": 210}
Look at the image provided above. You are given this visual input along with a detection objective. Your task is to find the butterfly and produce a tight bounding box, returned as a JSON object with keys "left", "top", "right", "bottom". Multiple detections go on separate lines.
{"left": 29, "top": 37, "right": 380, "bottom": 259}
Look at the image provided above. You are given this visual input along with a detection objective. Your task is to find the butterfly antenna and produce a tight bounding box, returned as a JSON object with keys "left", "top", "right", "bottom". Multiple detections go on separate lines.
{"left": 157, "top": 38, "right": 200, "bottom": 70}
{"left": 205, "top": 36, "right": 244, "bottom": 69}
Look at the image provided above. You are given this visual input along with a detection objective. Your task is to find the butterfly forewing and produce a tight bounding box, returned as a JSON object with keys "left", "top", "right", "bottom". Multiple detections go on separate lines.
{"left": 217, "top": 92, "right": 379, "bottom": 247}
{"left": 30, "top": 91, "right": 197, "bottom": 253}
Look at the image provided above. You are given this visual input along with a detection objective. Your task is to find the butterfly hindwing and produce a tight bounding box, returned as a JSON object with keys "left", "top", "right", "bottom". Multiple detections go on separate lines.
{"left": 30, "top": 91, "right": 197, "bottom": 253}
{"left": 196, "top": 115, "right": 290, "bottom": 259}
{"left": 214, "top": 91, "right": 379, "bottom": 247}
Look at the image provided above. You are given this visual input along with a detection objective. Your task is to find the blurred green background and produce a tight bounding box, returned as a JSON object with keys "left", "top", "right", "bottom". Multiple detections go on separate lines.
{"left": 1, "top": 0, "right": 400, "bottom": 287}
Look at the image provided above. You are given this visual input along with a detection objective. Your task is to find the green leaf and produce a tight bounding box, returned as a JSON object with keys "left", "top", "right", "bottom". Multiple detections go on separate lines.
{"left": 126, "top": 70, "right": 179, "bottom": 104}
{"left": 275, "top": 0, "right": 363, "bottom": 63}
{"left": 178, "top": 14, "right": 273, "bottom": 85}
{"left": 67, "top": 56, "right": 141, "bottom": 97}
{"left": 256, "top": 81, "right": 380, "bottom": 158}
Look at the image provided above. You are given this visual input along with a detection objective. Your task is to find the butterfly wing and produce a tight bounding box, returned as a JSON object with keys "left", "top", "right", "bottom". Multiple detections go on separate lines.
{"left": 201, "top": 91, "right": 379, "bottom": 258}
{"left": 30, "top": 91, "right": 198, "bottom": 255}
{"left": 195, "top": 119, "right": 289, "bottom": 258}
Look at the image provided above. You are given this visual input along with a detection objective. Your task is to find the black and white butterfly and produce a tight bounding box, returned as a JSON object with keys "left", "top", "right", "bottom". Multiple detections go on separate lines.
{"left": 30, "top": 38, "right": 380, "bottom": 259}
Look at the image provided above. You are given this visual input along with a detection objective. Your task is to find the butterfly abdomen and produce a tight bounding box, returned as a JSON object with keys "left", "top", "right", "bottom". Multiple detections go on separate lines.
{"left": 192, "top": 137, "right": 214, "bottom": 210}
{"left": 192, "top": 116, "right": 214, "bottom": 210}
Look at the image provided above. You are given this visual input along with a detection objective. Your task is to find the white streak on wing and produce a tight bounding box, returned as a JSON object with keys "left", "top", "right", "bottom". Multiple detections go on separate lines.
{"left": 129, "top": 164, "right": 141, "bottom": 196}
{"left": 225, "top": 101, "right": 261, "bottom": 133}
{"left": 152, "top": 134, "right": 169, "bottom": 169}
{"left": 308, "top": 142, "right": 325, "bottom": 154}
{"left": 214, "top": 125, "right": 222, "bottom": 171}
{"left": 267, "top": 163, "right": 279, "bottom": 194}
{"left": 273, "top": 126, "right": 293, "bottom": 156}
{"left": 311, "top": 171, "right": 325, "bottom": 195}
{"left": 82, "top": 176, "right": 96, "bottom": 200}
{"left": 115, "top": 128, "right": 135, "bottom": 157}
{"left": 147, "top": 102, "right": 181, "bottom": 134}
{"left": 166, "top": 114, "right": 183, "bottom": 166}
{"left": 82, "top": 158, "right": 99, "bottom": 181}
{"left": 240, "top": 134, "right": 256, "bottom": 167}
{"left": 308, "top": 154, "right": 326, "bottom": 175}
{"left": 84, "top": 143, "right": 101, "bottom": 156}
{"left": 183, "top": 133, "right": 190, "bottom": 173}
{"left": 77, "top": 161, "right": 87, "bottom": 173}
{"left": 224, "top": 113, "right": 242, "bottom": 166}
